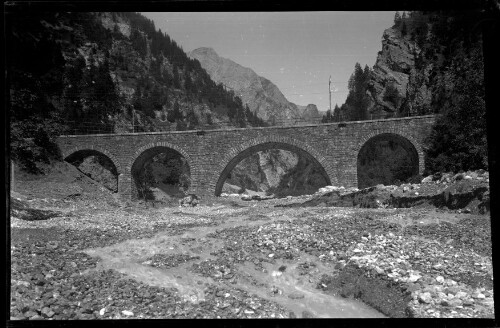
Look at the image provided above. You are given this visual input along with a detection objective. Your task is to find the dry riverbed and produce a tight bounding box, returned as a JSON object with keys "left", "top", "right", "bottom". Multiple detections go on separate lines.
{"left": 10, "top": 195, "right": 493, "bottom": 319}
{"left": 9, "top": 164, "right": 494, "bottom": 320}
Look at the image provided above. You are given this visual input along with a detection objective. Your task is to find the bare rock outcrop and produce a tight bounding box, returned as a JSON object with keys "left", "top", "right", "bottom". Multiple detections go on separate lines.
{"left": 367, "top": 27, "right": 423, "bottom": 115}
{"left": 188, "top": 47, "right": 318, "bottom": 124}
{"left": 76, "top": 156, "right": 118, "bottom": 192}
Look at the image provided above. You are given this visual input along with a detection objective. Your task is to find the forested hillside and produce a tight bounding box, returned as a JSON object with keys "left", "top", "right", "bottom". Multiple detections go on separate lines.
{"left": 322, "top": 10, "right": 488, "bottom": 176}
{"left": 8, "top": 11, "right": 265, "bottom": 173}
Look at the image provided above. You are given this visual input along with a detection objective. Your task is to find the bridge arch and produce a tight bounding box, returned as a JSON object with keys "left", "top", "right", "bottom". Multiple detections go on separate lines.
{"left": 355, "top": 130, "right": 424, "bottom": 174}
{"left": 62, "top": 146, "right": 122, "bottom": 175}
{"left": 213, "top": 136, "right": 333, "bottom": 196}
{"left": 127, "top": 141, "right": 193, "bottom": 200}
{"left": 355, "top": 131, "right": 424, "bottom": 188}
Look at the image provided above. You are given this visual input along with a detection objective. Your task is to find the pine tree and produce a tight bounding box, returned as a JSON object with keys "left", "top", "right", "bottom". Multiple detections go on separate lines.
{"left": 184, "top": 71, "right": 193, "bottom": 94}
{"left": 333, "top": 104, "right": 341, "bottom": 121}
{"left": 425, "top": 47, "right": 487, "bottom": 173}
{"left": 130, "top": 29, "right": 147, "bottom": 58}
{"left": 176, "top": 119, "right": 187, "bottom": 131}
{"left": 345, "top": 63, "right": 371, "bottom": 121}
{"left": 187, "top": 110, "right": 199, "bottom": 129}
{"left": 173, "top": 67, "right": 180, "bottom": 89}
{"left": 402, "top": 22, "right": 408, "bottom": 36}
{"left": 206, "top": 112, "right": 213, "bottom": 125}
{"left": 227, "top": 104, "right": 237, "bottom": 121}
{"left": 235, "top": 106, "right": 246, "bottom": 128}
{"left": 172, "top": 100, "right": 181, "bottom": 120}
{"left": 394, "top": 11, "right": 402, "bottom": 27}
{"left": 244, "top": 104, "right": 253, "bottom": 124}
{"left": 383, "top": 82, "right": 401, "bottom": 108}
{"left": 321, "top": 109, "right": 333, "bottom": 123}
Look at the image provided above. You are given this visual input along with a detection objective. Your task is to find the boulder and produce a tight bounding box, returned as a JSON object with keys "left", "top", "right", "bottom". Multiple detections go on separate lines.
{"left": 421, "top": 176, "right": 433, "bottom": 184}
{"left": 418, "top": 292, "right": 433, "bottom": 304}
{"left": 179, "top": 194, "right": 199, "bottom": 207}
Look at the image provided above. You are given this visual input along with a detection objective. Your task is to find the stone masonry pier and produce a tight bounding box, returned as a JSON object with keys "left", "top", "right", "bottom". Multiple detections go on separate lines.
{"left": 56, "top": 115, "right": 436, "bottom": 200}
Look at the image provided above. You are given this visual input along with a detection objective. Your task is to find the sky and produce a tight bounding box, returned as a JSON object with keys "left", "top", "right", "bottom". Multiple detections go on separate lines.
{"left": 142, "top": 12, "right": 396, "bottom": 112}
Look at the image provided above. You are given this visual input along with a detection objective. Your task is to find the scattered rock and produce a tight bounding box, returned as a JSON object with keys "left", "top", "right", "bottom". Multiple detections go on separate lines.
{"left": 179, "top": 194, "right": 199, "bottom": 207}
{"left": 418, "top": 292, "right": 433, "bottom": 304}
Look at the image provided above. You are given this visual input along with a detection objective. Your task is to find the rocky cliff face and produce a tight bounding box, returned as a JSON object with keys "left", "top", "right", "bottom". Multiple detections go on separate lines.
{"left": 366, "top": 27, "right": 422, "bottom": 115}
{"left": 226, "top": 150, "right": 299, "bottom": 193}
{"left": 188, "top": 47, "right": 319, "bottom": 124}
{"left": 75, "top": 156, "right": 118, "bottom": 192}
{"left": 364, "top": 24, "right": 437, "bottom": 117}
{"left": 363, "top": 11, "right": 483, "bottom": 118}
{"left": 224, "top": 149, "right": 328, "bottom": 196}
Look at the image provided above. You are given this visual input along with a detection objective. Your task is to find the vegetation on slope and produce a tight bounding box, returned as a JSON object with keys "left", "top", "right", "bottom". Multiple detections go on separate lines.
{"left": 7, "top": 11, "right": 266, "bottom": 173}
{"left": 322, "top": 10, "right": 488, "bottom": 181}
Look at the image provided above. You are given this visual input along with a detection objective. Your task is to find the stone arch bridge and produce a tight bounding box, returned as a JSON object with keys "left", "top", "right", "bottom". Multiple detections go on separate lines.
{"left": 56, "top": 115, "right": 436, "bottom": 200}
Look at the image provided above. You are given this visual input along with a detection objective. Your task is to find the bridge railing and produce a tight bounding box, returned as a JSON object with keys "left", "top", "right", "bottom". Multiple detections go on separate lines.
{"left": 59, "top": 112, "right": 433, "bottom": 135}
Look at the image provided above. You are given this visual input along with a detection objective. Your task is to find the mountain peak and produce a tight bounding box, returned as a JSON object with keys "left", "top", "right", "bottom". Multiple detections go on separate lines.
{"left": 189, "top": 47, "right": 219, "bottom": 58}
{"left": 188, "top": 49, "right": 322, "bottom": 123}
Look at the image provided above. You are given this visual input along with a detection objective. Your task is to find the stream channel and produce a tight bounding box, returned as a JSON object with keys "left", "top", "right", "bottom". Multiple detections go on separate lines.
{"left": 84, "top": 211, "right": 385, "bottom": 318}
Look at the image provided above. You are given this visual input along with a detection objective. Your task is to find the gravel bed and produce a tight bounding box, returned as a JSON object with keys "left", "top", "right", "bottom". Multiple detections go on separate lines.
{"left": 191, "top": 259, "right": 239, "bottom": 283}
{"left": 404, "top": 216, "right": 492, "bottom": 257}
{"left": 342, "top": 232, "right": 493, "bottom": 318}
{"left": 199, "top": 285, "right": 291, "bottom": 318}
{"left": 10, "top": 190, "right": 494, "bottom": 319}
{"left": 144, "top": 254, "right": 201, "bottom": 269}
{"left": 10, "top": 197, "right": 295, "bottom": 320}
{"left": 202, "top": 208, "right": 493, "bottom": 318}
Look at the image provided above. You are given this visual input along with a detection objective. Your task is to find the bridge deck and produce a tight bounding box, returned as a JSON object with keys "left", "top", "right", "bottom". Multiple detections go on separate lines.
{"left": 59, "top": 115, "right": 436, "bottom": 137}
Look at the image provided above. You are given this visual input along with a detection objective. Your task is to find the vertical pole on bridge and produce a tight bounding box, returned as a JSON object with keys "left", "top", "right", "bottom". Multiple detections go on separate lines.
{"left": 329, "top": 75, "right": 332, "bottom": 114}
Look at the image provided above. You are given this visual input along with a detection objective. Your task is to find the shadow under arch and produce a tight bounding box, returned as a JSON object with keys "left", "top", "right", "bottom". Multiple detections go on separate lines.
{"left": 64, "top": 148, "right": 120, "bottom": 192}
{"left": 214, "top": 142, "right": 332, "bottom": 196}
{"left": 130, "top": 145, "right": 191, "bottom": 200}
{"left": 357, "top": 133, "right": 419, "bottom": 189}
{"left": 63, "top": 147, "right": 121, "bottom": 175}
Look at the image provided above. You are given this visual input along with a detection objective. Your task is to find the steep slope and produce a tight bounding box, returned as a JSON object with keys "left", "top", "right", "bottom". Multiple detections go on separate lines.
{"left": 188, "top": 47, "right": 319, "bottom": 124}
{"left": 329, "top": 10, "right": 487, "bottom": 180}
{"left": 327, "top": 11, "right": 485, "bottom": 125}
{"left": 366, "top": 26, "right": 421, "bottom": 116}
{"left": 8, "top": 11, "right": 269, "bottom": 176}
{"left": 361, "top": 11, "right": 484, "bottom": 119}
{"left": 8, "top": 12, "right": 264, "bottom": 142}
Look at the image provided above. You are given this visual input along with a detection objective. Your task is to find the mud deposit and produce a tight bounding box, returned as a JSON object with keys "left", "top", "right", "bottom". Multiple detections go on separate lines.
{"left": 83, "top": 214, "right": 385, "bottom": 318}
